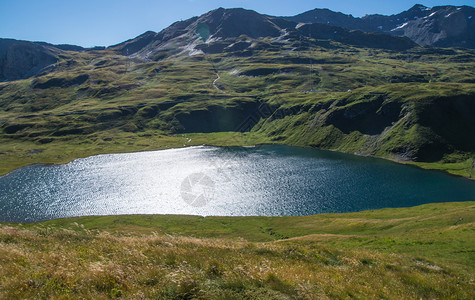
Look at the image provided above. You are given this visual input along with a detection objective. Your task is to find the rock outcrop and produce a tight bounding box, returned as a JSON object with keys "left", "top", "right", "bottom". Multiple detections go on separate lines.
{"left": 0, "top": 39, "right": 59, "bottom": 81}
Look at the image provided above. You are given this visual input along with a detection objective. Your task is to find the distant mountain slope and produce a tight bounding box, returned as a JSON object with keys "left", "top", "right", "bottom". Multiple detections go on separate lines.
{"left": 0, "top": 39, "right": 59, "bottom": 81}
{"left": 111, "top": 7, "right": 285, "bottom": 58}
{"left": 286, "top": 4, "right": 475, "bottom": 48}
{"left": 296, "top": 23, "right": 415, "bottom": 51}
{"left": 0, "top": 39, "right": 107, "bottom": 81}
{"left": 391, "top": 5, "right": 475, "bottom": 48}
{"left": 35, "top": 42, "right": 85, "bottom": 52}
{"left": 1, "top": 3, "right": 474, "bottom": 74}
{"left": 110, "top": 7, "right": 416, "bottom": 61}
{"left": 3, "top": 4, "right": 473, "bottom": 82}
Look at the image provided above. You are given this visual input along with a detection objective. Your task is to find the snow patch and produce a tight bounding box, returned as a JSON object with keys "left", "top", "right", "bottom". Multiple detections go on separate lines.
{"left": 205, "top": 37, "right": 220, "bottom": 44}
{"left": 187, "top": 47, "right": 204, "bottom": 56}
{"left": 271, "top": 32, "right": 290, "bottom": 44}
{"left": 391, "top": 22, "right": 409, "bottom": 31}
{"left": 178, "top": 37, "right": 207, "bottom": 57}
{"left": 189, "top": 50, "right": 204, "bottom": 56}
{"left": 445, "top": 12, "right": 454, "bottom": 18}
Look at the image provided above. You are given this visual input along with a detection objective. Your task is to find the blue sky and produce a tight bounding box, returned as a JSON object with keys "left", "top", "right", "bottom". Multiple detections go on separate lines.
{"left": 0, "top": 0, "right": 473, "bottom": 47}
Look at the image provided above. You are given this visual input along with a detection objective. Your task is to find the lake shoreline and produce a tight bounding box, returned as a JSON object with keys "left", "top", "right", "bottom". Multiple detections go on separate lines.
{"left": 1, "top": 200, "right": 472, "bottom": 225}
{"left": 2, "top": 144, "right": 474, "bottom": 223}
{"left": 1, "top": 140, "right": 474, "bottom": 181}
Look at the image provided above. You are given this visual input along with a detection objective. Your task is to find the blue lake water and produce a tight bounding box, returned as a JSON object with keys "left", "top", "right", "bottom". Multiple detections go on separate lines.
{"left": 1, "top": 145, "right": 474, "bottom": 222}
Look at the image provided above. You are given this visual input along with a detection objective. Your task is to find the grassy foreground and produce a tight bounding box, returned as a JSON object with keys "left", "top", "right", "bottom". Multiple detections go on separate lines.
{"left": 0, "top": 202, "right": 474, "bottom": 299}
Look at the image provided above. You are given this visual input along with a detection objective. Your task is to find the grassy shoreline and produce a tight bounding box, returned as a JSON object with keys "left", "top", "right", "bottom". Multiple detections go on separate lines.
{"left": 1, "top": 201, "right": 474, "bottom": 298}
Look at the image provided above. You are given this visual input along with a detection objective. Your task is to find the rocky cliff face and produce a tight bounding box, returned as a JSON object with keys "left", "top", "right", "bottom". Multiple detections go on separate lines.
{"left": 252, "top": 87, "right": 475, "bottom": 163}
{"left": 110, "top": 7, "right": 415, "bottom": 61}
{"left": 287, "top": 4, "right": 475, "bottom": 48}
{"left": 111, "top": 8, "right": 286, "bottom": 59}
{"left": 111, "top": 4, "right": 474, "bottom": 62}
{"left": 295, "top": 23, "right": 415, "bottom": 51}
{"left": 391, "top": 6, "right": 475, "bottom": 48}
{"left": 0, "top": 39, "right": 59, "bottom": 82}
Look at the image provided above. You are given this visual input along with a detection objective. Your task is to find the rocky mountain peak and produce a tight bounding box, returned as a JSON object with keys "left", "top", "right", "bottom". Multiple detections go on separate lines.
{"left": 409, "top": 4, "right": 430, "bottom": 12}
{"left": 287, "top": 4, "right": 474, "bottom": 48}
{"left": 391, "top": 5, "right": 475, "bottom": 47}
{"left": 193, "top": 7, "right": 281, "bottom": 40}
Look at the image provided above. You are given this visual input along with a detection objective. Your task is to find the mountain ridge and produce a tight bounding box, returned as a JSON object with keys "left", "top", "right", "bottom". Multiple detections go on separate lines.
{"left": 1, "top": 4, "right": 474, "bottom": 82}
{"left": 99, "top": 7, "right": 417, "bottom": 61}
{"left": 287, "top": 4, "right": 475, "bottom": 47}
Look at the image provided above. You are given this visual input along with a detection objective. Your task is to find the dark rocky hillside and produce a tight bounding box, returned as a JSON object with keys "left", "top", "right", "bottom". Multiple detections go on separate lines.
{"left": 296, "top": 23, "right": 415, "bottom": 51}
{"left": 286, "top": 4, "right": 475, "bottom": 48}
{"left": 110, "top": 7, "right": 416, "bottom": 61}
{"left": 393, "top": 6, "right": 475, "bottom": 48}
{"left": 0, "top": 39, "right": 59, "bottom": 81}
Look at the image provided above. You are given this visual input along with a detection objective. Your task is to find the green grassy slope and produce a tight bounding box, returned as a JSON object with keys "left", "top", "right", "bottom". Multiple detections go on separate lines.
{"left": 1, "top": 202, "right": 473, "bottom": 298}
{"left": 1, "top": 43, "right": 475, "bottom": 177}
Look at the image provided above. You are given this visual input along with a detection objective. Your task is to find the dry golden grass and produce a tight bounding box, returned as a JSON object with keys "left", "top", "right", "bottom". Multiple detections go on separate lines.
{"left": 1, "top": 202, "right": 474, "bottom": 299}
